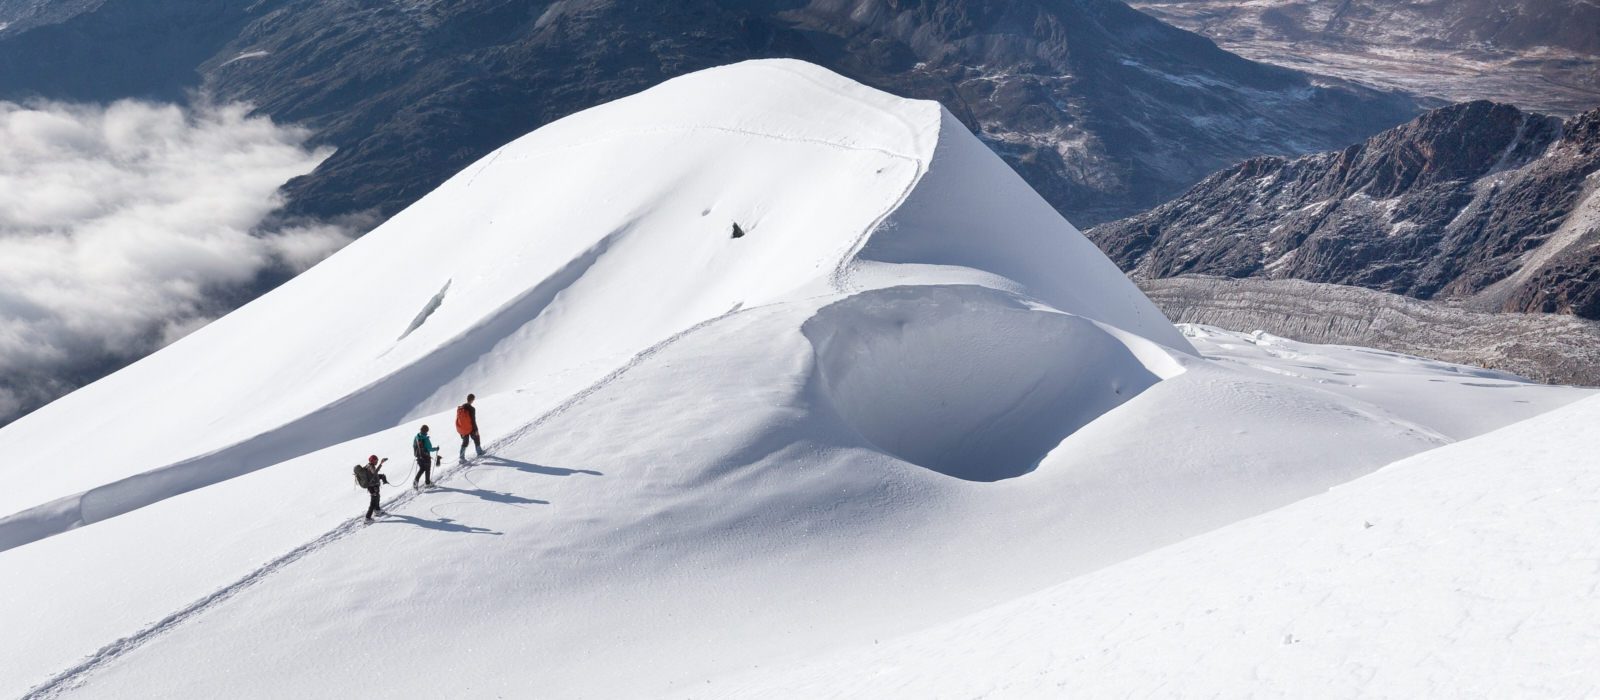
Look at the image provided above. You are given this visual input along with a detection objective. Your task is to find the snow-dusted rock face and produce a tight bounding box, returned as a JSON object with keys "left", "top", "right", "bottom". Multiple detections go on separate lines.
{"left": 1093, "top": 101, "right": 1600, "bottom": 319}
{"left": 0, "top": 0, "right": 1419, "bottom": 229}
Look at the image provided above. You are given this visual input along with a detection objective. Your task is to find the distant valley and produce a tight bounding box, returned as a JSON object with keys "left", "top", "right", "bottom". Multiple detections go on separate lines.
{"left": 1128, "top": 0, "right": 1600, "bottom": 115}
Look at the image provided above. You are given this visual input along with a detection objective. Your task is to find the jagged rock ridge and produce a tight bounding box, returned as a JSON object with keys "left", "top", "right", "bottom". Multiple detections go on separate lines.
{"left": 1092, "top": 101, "right": 1600, "bottom": 319}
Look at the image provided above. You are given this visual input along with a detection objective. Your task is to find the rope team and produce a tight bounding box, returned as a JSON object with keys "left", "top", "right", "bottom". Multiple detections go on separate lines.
{"left": 353, "top": 394, "right": 485, "bottom": 523}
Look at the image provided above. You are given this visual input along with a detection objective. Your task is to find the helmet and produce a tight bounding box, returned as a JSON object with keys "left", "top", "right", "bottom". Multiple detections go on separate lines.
{"left": 368, "top": 455, "right": 378, "bottom": 463}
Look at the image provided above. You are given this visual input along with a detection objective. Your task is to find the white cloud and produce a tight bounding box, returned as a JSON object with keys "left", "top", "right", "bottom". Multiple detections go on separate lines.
{"left": 0, "top": 99, "right": 360, "bottom": 424}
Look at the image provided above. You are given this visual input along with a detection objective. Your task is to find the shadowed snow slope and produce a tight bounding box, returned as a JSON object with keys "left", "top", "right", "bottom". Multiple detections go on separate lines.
{"left": 0, "top": 61, "right": 1591, "bottom": 699}
{"left": 803, "top": 285, "right": 1162, "bottom": 481}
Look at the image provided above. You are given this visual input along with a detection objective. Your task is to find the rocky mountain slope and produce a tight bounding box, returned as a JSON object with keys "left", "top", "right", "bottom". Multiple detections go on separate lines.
{"left": 1092, "top": 101, "right": 1600, "bottom": 319}
{"left": 1127, "top": 0, "right": 1600, "bottom": 115}
{"left": 770, "top": 0, "right": 1417, "bottom": 224}
{"left": 0, "top": 0, "right": 1417, "bottom": 228}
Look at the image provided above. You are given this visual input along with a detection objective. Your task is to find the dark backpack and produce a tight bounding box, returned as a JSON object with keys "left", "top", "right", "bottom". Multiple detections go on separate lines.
{"left": 354, "top": 464, "right": 374, "bottom": 490}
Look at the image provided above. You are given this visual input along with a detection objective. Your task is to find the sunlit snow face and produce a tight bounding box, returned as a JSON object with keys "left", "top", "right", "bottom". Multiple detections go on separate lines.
{"left": 0, "top": 99, "right": 363, "bottom": 424}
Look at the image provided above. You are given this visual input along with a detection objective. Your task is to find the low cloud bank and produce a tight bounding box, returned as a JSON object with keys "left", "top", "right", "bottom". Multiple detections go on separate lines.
{"left": 0, "top": 99, "right": 363, "bottom": 425}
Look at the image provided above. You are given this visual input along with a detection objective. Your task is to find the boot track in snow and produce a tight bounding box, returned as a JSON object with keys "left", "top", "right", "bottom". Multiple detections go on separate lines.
{"left": 18, "top": 306, "right": 751, "bottom": 699}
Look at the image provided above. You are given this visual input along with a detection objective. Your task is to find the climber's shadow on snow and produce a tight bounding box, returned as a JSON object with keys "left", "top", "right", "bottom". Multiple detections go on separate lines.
{"left": 480, "top": 456, "right": 603, "bottom": 478}
{"left": 379, "top": 513, "right": 502, "bottom": 535}
{"left": 431, "top": 485, "right": 548, "bottom": 506}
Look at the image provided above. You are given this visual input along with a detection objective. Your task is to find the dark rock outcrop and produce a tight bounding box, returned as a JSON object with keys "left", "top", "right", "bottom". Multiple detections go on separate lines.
{"left": 1092, "top": 101, "right": 1600, "bottom": 319}
{"left": 203, "top": 0, "right": 821, "bottom": 222}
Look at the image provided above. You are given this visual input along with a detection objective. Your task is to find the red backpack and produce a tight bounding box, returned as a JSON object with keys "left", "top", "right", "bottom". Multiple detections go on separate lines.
{"left": 455, "top": 405, "right": 474, "bottom": 436}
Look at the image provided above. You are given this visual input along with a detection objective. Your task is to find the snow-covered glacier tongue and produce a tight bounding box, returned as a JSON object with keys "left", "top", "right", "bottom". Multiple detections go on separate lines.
{"left": 1, "top": 60, "right": 1589, "bottom": 700}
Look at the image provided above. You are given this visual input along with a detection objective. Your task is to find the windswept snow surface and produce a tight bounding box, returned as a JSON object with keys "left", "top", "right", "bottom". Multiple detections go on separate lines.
{"left": 0, "top": 60, "right": 1591, "bottom": 699}
{"left": 707, "top": 392, "right": 1600, "bottom": 699}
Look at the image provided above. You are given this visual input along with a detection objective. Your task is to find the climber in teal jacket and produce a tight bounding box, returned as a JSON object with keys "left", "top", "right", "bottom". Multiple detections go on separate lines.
{"left": 412, "top": 425, "right": 441, "bottom": 488}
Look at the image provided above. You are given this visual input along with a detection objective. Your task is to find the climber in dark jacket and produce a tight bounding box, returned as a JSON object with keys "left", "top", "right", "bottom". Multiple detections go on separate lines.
{"left": 355, "top": 455, "right": 389, "bottom": 522}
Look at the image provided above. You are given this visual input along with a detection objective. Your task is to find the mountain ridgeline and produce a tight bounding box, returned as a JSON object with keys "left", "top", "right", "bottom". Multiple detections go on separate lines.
{"left": 771, "top": 0, "right": 1417, "bottom": 225}
{"left": 1092, "top": 101, "right": 1600, "bottom": 320}
{"left": 0, "top": 0, "right": 1417, "bottom": 228}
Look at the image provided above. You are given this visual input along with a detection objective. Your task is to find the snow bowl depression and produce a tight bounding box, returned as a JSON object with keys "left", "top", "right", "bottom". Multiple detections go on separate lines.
{"left": 803, "top": 285, "right": 1162, "bottom": 481}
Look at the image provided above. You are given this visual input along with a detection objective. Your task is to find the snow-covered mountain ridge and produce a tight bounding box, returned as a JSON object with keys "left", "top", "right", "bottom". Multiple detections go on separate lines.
{"left": 0, "top": 59, "right": 1186, "bottom": 551}
{"left": 1, "top": 61, "right": 1590, "bottom": 699}
{"left": 0, "top": 0, "right": 1426, "bottom": 430}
